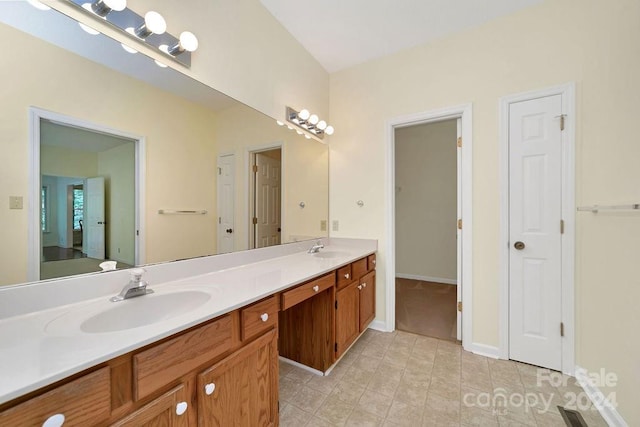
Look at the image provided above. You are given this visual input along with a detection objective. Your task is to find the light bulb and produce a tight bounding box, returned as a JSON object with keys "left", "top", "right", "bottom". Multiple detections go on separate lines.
{"left": 317, "top": 120, "right": 327, "bottom": 130}
{"left": 135, "top": 11, "right": 166, "bottom": 38}
{"left": 325, "top": 125, "right": 334, "bottom": 136}
{"left": 309, "top": 114, "right": 319, "bottom": 125}
{"left": 179, "top": 31, "right": 198, "bottom": 52}
{"left": 298, "top": 109, "right": 310, "bottom": 121}
{"left": 91, "top": 0, "right": 126, "bottom": 17}
{"left": 27, "top": 0, "right": 50, "bottom": 11}
{"left": 121, "top": 43, "right": 137, "bottom": 54}
{"left": 79, "top": 22, "right": 100, "bottom": 35}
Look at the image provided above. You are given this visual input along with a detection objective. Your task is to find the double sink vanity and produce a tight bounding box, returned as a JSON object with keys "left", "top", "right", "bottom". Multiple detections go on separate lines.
{"left": 0, "top": 238, "right": 377, "bottom": 426}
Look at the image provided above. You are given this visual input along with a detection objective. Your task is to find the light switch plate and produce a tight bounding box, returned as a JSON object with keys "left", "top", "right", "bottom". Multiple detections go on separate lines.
{"left": 332, "top": 220, "right": 339, "bottom": 232}
{"left": 9, "top": 196, "right": 23, "bottom": 210}
{"left": 320, "top": 220, "right": 327, "bottom": 231}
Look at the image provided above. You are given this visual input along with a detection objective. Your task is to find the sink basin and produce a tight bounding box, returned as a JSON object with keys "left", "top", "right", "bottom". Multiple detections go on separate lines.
{"left": 45, "top": 290, "right": 211, "bottom": 335}
{"left": 312, "top": 251, "right": 349, "bottom": 259}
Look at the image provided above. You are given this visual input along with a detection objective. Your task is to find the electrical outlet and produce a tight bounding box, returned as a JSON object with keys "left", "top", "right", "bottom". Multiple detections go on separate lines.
{"left": 320, "top": 220, "right": 327, "bottom": 231}
{"left": 332, "top": 220, "right": 339, "bottom": 232}
{"left": 9, "top": 196, "right": 23, "bottom": 210}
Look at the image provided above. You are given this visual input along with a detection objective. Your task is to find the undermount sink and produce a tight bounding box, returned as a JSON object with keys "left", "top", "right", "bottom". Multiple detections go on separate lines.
{"left": 45, "top": 290, "right": 211, "bottom": 335}
{"left": 312, "top": 251, "right": 349, "bottom": 259}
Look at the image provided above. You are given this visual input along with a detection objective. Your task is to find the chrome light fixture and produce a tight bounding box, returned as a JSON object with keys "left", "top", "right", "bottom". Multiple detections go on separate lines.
{"left": 63, "top": 0, "right": 198, "bottom": 68}
{"left": 286, "top": 107, "right": 334, "bottom": 140}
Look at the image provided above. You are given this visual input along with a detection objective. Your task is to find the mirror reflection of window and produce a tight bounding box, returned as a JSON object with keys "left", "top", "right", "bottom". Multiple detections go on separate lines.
{"left": 41, "top": 186, "right": 49, "bottom": 232}
{"left": 72, "top": 186, "right": 83, "bottom": 231}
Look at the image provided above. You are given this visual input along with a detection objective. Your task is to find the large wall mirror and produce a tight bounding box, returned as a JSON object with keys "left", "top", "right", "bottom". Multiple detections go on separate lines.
{"left": 0, "top": 2, "right": 328, "bottom": 286}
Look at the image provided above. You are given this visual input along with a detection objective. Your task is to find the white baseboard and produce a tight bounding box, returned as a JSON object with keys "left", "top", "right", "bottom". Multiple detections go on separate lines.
{"left": 575, "top": 365, "right": 628, "bottom": 427}
{"left": 368, "top": 319, "right": 388, "bottom": 332}
{"left": 465, "top": 342, "right": 501, "bottom": 359}
{"left": 396, "top": 273, "right": 457, "bottom": 285}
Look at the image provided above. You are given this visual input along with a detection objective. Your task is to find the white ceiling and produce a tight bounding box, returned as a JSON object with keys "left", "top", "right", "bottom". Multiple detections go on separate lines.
{"left": 260, "top": 0, "right": 543, "bottom": 72}
{"left": 41, "top": 120, "right": 134, "bottom": 153}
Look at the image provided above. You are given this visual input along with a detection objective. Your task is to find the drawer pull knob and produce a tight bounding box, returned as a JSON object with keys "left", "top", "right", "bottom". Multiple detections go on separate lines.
{"left": 362, "top": 283, "right": 367, "bottom": 288}
{"left": 357, "top": 285, "right": 362, "bottom": 290}
{"left": 372, "top": 259, "right": 376, "bottom": 265}
{"left": 205, "top": 383, "right": 216, "bottom": 395}
{"left": 176, "top": 402, "right": 188, "bottom": 416}
{"left": 344, "top": 273, "right": 350, "bottom": 279}
{"left": 43, "top": 414, "right": 65, "bottom": 427}
{"left": 313, "top": 285, "right": 319, "bottom": 292}
{"left": 260, "top": 313, "right": 269, "bottom": 322}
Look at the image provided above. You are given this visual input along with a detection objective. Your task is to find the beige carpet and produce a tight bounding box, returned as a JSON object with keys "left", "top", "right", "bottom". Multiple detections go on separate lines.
{"left": 40, "top": 258, "right": 132, "bottom": 280}
{"left": 395, "top": 278, "right": 458, "bottom": 341}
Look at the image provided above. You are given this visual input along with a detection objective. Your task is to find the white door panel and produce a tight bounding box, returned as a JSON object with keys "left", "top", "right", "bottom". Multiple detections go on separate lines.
{"left": 509, "top": 95, "right": 562, "bottom": 370}
{"left": 85, "top": 176, "right": 105, "bottom": 260}
{"left": 254, "top": 152, "right": 281, "bottom": 248}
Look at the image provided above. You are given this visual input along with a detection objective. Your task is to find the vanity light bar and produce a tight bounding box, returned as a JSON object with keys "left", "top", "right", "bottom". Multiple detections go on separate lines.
{"left": 63, "top": 0, "right": 196, "bottom": 68}
{"left": 285, "top": 107, "right": 334, "bottom": 140}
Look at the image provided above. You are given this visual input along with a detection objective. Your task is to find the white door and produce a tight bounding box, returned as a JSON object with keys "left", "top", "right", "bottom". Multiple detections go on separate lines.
{"left": 254, "top": 152, "right": 281, "bottom": 248}
{"left": 85, "top": 176, "right": 105, "bottom": 260}
{"left": 456, "top": 118, "right": 462, "bottom": 341}
{"left": 509, "top": 95, "right": 563, "bottom": 370}
{"left": 217, "top": 154, "right": 235, "bottom": 254}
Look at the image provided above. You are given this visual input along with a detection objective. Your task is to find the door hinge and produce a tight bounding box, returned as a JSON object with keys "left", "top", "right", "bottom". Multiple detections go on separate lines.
{"left": 457, "top": 137, "right": 462, "bottom": 148}
{"left": 252, "top": 164, "right": 258, "bottom": 173}
{"left": 252, "top": 217, "right": 258, "bottom": 225}
{"left": 136, "top": 230, "right": 139, "bottom": 236}
{"left": 457, "top": 301, "right": 462, "bottom": 312}
{"left": 560, "top": 322, "right": 565, "bottom": 337}
{"left": 556, "top": 114, "right": 566, "bottom": 131}
{"left": 560, "top": 219, "right": 565, "bottom": 234}
{"left": 218, "top": 167, "right": 222, "bottom": 175}
{"left": 457, "top": 219, "right": 462, "bottom": 230}
{"left": 335, "top": 300, "right": 338, "bottom": 309}
{"left": 218, "top": 217, "right": 221, "bottom": 224}
{"left": 334, "top": 343, "right": 338, "bottom": 353}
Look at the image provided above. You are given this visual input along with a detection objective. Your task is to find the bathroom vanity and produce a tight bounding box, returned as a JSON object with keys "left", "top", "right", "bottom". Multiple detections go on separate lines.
{"left": 0, "top": 238, "right": 376, "bottom": 426}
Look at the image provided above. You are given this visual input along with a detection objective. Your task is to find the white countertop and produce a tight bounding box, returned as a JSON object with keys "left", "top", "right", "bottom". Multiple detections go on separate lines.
{"left": 0, "top": 238, "right": 376, "bottom": 405}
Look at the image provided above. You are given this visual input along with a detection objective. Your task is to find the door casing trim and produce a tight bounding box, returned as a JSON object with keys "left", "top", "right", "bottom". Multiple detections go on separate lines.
{"left": 384, "top": 103, "right": 473, "bottom": 350}
{"left": 498, "top": 83, "right": 576, "bottom": 374}
{"left": 28, "top": 106, "right": 145, "bottom": 281}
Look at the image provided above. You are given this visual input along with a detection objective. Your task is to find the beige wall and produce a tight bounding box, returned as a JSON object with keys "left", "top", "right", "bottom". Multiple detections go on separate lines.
{"left": 329, "top": 0, "right": 639, "bottom": 423}
{"left": 395, "top": 120, "right": 457, "bottom": 282}
{"left": 98, "top": 143, "right": 135, "bottom": 265}
{"left": 51, "top": 0, "right": 330, "bottom": 122}
{"left": 215, "top": 103, "right": 329, "bottom": 250}
{"left": 0, "top": 22, "right": 218, "bottom": 284}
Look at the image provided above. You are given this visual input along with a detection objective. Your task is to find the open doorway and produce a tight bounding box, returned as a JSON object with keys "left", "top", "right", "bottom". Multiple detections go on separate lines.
{"left": 394, "top": 119, "right": 459, "bottom": 341}
{"left": 29, "top": 107, "right": 144, "bottom": 281}
{"left": 248, "top": 147, "right": 282, "bottom": 249}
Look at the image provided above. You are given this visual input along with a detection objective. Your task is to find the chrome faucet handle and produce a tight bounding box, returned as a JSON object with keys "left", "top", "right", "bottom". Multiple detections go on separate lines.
{"left": 110, "top": 268, "right": 153, "bottom": 302}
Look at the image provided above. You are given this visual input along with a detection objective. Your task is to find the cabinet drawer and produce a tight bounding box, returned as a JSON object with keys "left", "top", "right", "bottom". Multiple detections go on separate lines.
{"left": 241, "top": 295, "right": 280, "bottom": 341}
{"left": 351, "top": 258, "right": 368, "bottom": 280}
{"left": 281, "top": 273, "right": 335, "bottom": 310}
{"left": 0, "top": 367, "right": 111, "bottom": 426}
{"left": 134, "top": 314, "right": 233, "bottom": 400}
{"left": 336, "top": 265, "right": 353, "bottom": 290}
{"left": 367, "top": 254, "right": 377, "bottom": 271}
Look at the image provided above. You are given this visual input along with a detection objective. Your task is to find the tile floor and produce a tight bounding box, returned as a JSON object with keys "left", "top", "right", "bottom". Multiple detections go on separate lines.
{"left": 279, "top": 329, "right": 608, "bottom": 426}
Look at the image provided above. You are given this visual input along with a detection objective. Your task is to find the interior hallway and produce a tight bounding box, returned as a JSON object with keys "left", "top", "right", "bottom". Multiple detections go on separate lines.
{"left": 279, "top": 329, "right": 608, "bottom": 426}
{"left": 396, "top": 278, "right": 457, "bottom": 341}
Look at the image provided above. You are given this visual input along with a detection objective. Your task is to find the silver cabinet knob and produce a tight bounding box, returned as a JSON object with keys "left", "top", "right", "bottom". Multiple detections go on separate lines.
{"left": 43, "top": 414, "right": 65, "bottom": 427}
{"left": 260, "top": 313, "right": 269, "bottom": 322}
{"left": 176, "top": 401, "right": 188, "bottom": 416}
{"left": 344, "top": 273, "right": 350, "bottom": 279}
{"left": 205, "top": 383, "right": 216, "bottom": 395}
{"left": 362, "top": 283, "right": 367, "bottom": 288}
{"left": 357, "top": 285, "right": 362, "bottom": 290}
{"left": 313, "top": 285, "right": 319, "bottom": 292}
{"left": 372, "top": 259, "right": 376, "bottom": 265}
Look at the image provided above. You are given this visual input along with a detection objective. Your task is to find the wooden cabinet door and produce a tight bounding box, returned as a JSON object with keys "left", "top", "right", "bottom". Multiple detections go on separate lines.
{"left": 112, "top": 384, "right": 190, "bottom": 427}
{"left": 335, "top": 281, "right": 359, "bottom": 359}
{"left": 359, "top": 270, "right": 376, "bottom": 332}
{"left": 197, "top": 329, "right": 278, "bottom": 427}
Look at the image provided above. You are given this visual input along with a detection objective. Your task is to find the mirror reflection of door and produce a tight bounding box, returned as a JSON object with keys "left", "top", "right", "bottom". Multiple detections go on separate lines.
{"left": 39, "top": 119, "right": 136, "bottom": 280}
{"left": 251, "top": 149, "right": 282, "bottom": 249}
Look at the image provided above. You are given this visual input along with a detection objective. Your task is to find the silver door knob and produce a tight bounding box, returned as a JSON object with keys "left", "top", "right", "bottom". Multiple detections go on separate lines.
{"left": 312, "top": 285, "right": 319, "bottom": 292}
{"left": 514, "top": 241, "right": 525, "bottom": 250}
{"left": 260, "top": 313, "right": 269, "bottom": 322}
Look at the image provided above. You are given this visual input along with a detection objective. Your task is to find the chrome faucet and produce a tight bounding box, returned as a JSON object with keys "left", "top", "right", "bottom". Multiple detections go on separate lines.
{"left": 307, "top": 240, "right": 325, "bottom": 254}
{"left": 110, "top": 268, "right": 154, "bottom": 302}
